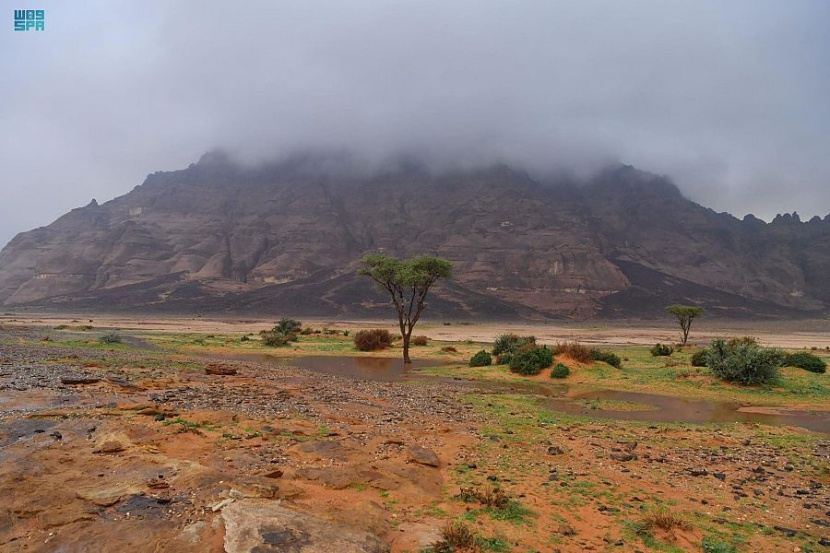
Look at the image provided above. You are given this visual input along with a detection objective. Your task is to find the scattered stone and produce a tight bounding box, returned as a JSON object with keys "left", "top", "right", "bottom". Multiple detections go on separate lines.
{"left": 688, "top": 468, "right": 708, "bottom": 477}
{"left": 222, "top": 500, "right": 383, "bottom": 553}
{"left": 407, "top": 445, "right": 440, "bottom": 467}
{"left": 61, "top": 376, "right": 101, "bottom": 385}
{"left": 774, "top": 526, "right": 798, "bottom": 537}
{"left": 714, "top": 472, "right": 726, "bottom": 481}
{"left": 557, "top": 523, "right": 577, "bottom": 536}
{"left": 94, "top": 440, "right": 125, "bottom": 454}
{"left": 610, "top": 453, "right": 636, "bottom": 462}
{"left": 205, "top": 364, "right": 237, "bottom": 376}
{"left": 548, "top": 445, "right": 565, "bottom": 455}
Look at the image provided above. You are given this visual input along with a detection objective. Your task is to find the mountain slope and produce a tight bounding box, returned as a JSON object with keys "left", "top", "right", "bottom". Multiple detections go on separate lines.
{"left": 0, "top": 153, "right": 827, "bottom": 319}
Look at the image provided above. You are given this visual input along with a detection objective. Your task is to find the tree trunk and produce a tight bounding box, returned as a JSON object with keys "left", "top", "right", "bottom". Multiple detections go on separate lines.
{"left": 402, "top": 332, "right": 412, "bottom": 364}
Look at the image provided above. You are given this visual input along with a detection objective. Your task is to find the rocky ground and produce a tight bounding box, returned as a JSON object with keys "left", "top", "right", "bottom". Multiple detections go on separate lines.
{"left": 0, "top": 323, "right": 829, "bottom": 552}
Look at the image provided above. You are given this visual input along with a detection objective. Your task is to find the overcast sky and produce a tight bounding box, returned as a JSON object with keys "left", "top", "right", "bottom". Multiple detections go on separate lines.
{"left": 1, "top": 1, "right": 829, "bottom": 248}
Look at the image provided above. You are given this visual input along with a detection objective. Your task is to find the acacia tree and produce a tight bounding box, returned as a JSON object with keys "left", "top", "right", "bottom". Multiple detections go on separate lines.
{"left": 360, "top": 254, "right": 453, "bottom": 363}
{"left": 666, "top": 304, "right": 704, "bottom": 346}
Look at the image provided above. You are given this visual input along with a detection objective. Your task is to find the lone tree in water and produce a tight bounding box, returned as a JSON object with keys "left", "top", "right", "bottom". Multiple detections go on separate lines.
{"left": 665, "top": 304, "right": 704, "bottom": 346}
{"left": 360, "top": 254, "right": 453, "bottom": 364}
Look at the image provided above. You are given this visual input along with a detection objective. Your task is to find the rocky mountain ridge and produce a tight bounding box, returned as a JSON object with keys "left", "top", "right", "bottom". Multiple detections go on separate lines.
{"left": 1, "top": 152, "right": 828, "bottom": 319}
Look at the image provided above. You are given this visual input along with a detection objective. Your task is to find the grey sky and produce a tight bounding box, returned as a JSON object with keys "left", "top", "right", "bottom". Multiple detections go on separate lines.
{"left": 1, "top": 1, "right": 829, "bottom": 247}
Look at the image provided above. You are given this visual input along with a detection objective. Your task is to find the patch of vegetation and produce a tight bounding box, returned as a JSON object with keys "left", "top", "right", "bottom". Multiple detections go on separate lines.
{"left": 98, "top": 332, "right": 122, "bottom": 344}
{"left": 260, "top": 318, "right": 302, "bottom": 347}
{"left": 707, "top": 337, "right": 784, "bottom": 386}
{"left": 650, "top": 343, "right": 674, "bottom": 357}
{"left": 492, "top": 334, "right": 536, "bottom": 358}
{"left": 412, "top": 335, "right": 429, "bottom": 346}
{"left": 469, "top": 350, "right": 493, "bottom": 367}
{"left": 784, "top": 351, "right": 827, "bottom": 374}
{"left": 591, "top": 348, "right": 622, "bottom": 368}
{"left": 509, "top": 346, "right": 553, "bottom": 375}
{"left": 641, "top": 506, "right": 692, "bottom": 532}
{"left": 550, "top": 363, "right": 570, "bottom": 378}
{"left": 442, "top": 346, "right": 459, "bottom": 353}
{"left": 354, "top": 329, "right": 393, "bottom": 351}
{"left": 690, "top": 348, "right": 709, "bottom": 367}
{"left": 458, "top": 485, "right": 509, "bottom": 508}
{"left": 553, "top": 342, "right": 593, "bottom": 363}
{"left": 701, "top": 535, "right": 738, "bottom": 553}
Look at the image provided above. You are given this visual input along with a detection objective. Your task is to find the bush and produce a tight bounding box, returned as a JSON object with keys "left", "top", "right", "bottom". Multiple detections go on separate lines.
{"left": 412, "top": 335, "right": 428, "bottom": 346}
{"left": 492, "top": 333, "right": 536, "bottom": 356}
{"left": 706, "top": 337, "right": 784, "bottom": 386}
{"left": 469, "top": 350, "right": 493, "bottom": 367}
{"left": 240, "top": 335, "right": 250, "bottom": 342}
{"left": 354, "top": 329, "right": 393, "bottom": 351}
{"left": 509, "top": 346, "right": 553, "bottom": 375}
{"left": 275, "top": 318, "right": 302, "bottom": 334}
{"left": 550, "top": 363, "right": 570, "bottom": 378}
{"left": 784, "top": 351, "right": 827, "bottom": 374}
{"left": 591, "top": 349, "right": 621, "bottom": 368}
{"left": 552, "top": 342, "right": 593, "bottom": 363}
{"left": 495, "top": 353, "right": 513, "bottom": 366}
{"left": 702, "top": 536, "right": 738, "bottom": 553}
{"left": 261, "top": 331, "right": 291, "bottom": 347}
{"left": 650, "top": 343, "right": 673, "bottom": 356}
{"left": 98, "top": 332, "right": 122, "bottom": 344}
{"left": 690, "top": 348, "right": 708, "bottom": 367}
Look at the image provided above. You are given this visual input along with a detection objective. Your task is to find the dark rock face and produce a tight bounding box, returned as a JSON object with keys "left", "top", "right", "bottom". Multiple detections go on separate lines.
{"left": 0, "top": 154, "right": 828, "bottom": 318}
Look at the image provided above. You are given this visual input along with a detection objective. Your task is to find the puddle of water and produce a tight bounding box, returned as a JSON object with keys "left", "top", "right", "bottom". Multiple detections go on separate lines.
{"left": 542, "top": 389, "right": 830, "bottom": 434}
{"left": 212, "top": 353, "right": 830, "bottom": 434}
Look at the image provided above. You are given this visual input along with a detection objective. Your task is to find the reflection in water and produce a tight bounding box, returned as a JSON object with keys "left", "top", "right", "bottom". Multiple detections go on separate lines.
{"left": 542, "top": 389, "right": 830, "bottom": 434}
{"left": 223, "top": 354, "right": 830, "bottom": 434}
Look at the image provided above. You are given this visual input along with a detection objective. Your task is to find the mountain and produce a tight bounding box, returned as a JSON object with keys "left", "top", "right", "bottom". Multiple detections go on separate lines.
{"left": 1, "top": 152, "right": 828, "bottom": 319}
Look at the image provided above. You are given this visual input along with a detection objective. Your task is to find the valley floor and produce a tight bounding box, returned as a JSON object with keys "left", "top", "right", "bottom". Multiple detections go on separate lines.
{"left": 0, "top": 314, "right": 828, "bottom": 552}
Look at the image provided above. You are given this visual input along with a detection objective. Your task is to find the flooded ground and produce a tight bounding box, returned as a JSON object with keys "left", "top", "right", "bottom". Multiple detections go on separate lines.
{"left": 218, "top": 354, "right": 830, "bottom": 434}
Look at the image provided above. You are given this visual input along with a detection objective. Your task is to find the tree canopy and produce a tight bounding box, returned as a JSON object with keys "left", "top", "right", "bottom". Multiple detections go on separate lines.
{"left": 360, "top": 254, "right": 452, "bottom": 363}
{"left": 665, "top": 304, "right": 704, "bottom": 345}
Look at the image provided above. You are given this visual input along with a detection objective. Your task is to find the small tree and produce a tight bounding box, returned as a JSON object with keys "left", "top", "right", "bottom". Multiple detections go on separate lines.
{"left": 360, "top": 254, "right": 452, "bottom": 364}
{"left": 665, "top": 304, "right": 704, "bottom": 346}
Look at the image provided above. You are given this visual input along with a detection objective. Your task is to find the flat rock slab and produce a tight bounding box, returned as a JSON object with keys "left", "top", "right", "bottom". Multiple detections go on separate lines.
{"left": 407, "top": 445, "right": 440, "bottom": 467}
{"left": 222, "top": 500, "right": 384, "bottom": 553}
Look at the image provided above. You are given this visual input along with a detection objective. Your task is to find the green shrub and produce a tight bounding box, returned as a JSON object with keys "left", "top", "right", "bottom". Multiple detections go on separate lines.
{"left": 412, "top": 335, "right": 428, "bottom": 346}
{"left": 259, "top": 320, "right": 300, "bottom": 347}
{"left": 550, "top": 363, "right": 570, "bottom": 378}
{"left": 509, "top": 346, "right": 553, "bottom": 376}
{"left": 553, "top": 342, "right": 593, "bottom": 363}
{"left": 591, "top": 349, "right": 621, "bottom": 368}
{"left": 690, "top": 348, "right": 708, "bottom": 367}
{"left": 240, "top": 335, "right": 250, "bottom": 342}
{"left": 354, "top": 329, "right": 393, "bottom": 351}
{"left": 495, "top": 353, "right": 513, "bottom": 366}
{"left": 706, "top": 337, "right": 784, "bottom": 385}
{"left": 275, "top": 317, "right": 302, "bottom": 334}
{"left": 342, "top": 330, "right": 350, "bottom": 337}
{"left": 261, "top": 331, "right": 291, "bottom": 347}
{"left": 784, "top": 351, "right": 827, "bottom": 374}
{"left": 492, "top": 333, "right": 536, "bottom": 356}
{"left": 98, "top": 332, "right": 122, "bottom": 344}
{"left": 702, "top": 535, "right": 737, "bottom": 553}
{"left": 650, "top": 343, "right": 673, "bottom": 356}
{"left": 469, "top": 350, "right": 493, "bottom": 367}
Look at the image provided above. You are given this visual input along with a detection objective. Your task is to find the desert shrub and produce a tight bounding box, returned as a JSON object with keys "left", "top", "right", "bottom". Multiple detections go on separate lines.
{"left": 98, "top": 332, "right": 122, "bottom": 344}
{"left": 299, "top": 327, "right": 313, "bottom": 335}
{"left": 591, "top": 349, "right": 622, "bottom": 368}
{"left": 342, "top": 330, "right": 350, "bottom": 336}
{"left": 495, "top": 352, "right": 513, "bottom": 365}
{"left": 552, "top": 341, "right": 593, "bottom": 363}
{"left": 690, "top": 348, "right": 708, "bottom": 367}
{"left": 54, "top": 324, "right": 69, "bottom": 330}
{"left": 641, "top": 507, "right": 692, "bottom": 532}
{"left": 509, "top": 346, "right": 553, "bottom": 375}
{"left": 272, "top": 318, "right": 301, "bottom": 335}
{"left": 240, "top": 335, "right": 249, "bottom": 342}
{"left": 550, "top": 363, "right": 570, "bottom": 378}
{"left": 430, "top": 520, "right": 480, "bottom": 553}
{"left": 442, "top": 345, "right": 459, "bottom": 353}
{"left": 650, "top": 343, "right": 673, "bottom": 357}
{"left": 412, "top": 335, "right": 428, "bottom": 346}
{"left": 469, "top": 350, "right": 493, "bottom": 367}
{"left": 701, "top": 536, "right": 738, "bottom": 553}
{"left": 353, "top": 329, "right": 393, "bottom": 351}
{"left": 260, "top": 331, "right": 291, "bottom": 347}
{"left": 784, "top": 351, "right": 827, "bottom": 374}
{"left": 706, "top": 337, "right": 784, "bottom": 386}
{"left": 492, "top": 333, "right": 536, "bottom": 356}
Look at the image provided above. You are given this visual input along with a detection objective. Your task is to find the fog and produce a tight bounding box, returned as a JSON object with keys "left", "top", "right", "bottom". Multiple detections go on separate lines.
{"left": 1, "top": 1, "right": 828, "bottom": 246}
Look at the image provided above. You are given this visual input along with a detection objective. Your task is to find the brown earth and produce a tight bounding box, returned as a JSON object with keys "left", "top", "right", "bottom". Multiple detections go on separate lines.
{"left": 1, "top": 319, "right": 829, "bottom": 552}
